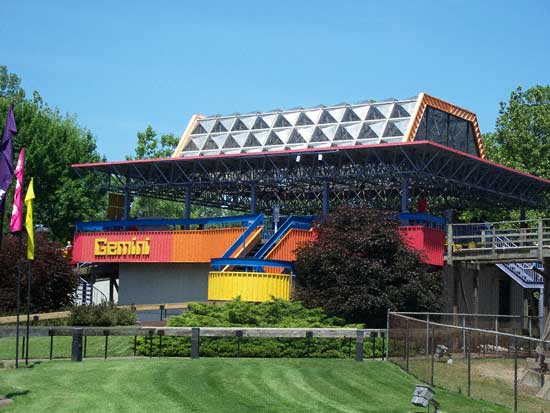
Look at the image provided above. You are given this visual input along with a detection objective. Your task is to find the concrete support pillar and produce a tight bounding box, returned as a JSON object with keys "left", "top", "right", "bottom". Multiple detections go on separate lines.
{"left": 401, "top": 178, "right": 409, "bottom": 213}
{"left": 250, "top": 183, "right": 257, "bottom": 215}
{"left": 322, "top": 179, "right": 330, "bottom": 219}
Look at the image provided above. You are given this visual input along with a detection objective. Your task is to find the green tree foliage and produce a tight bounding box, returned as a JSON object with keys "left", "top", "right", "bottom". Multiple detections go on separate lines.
{"left": 126, "top": 125, "right": 232, "bottom": 219}
{"left": 126, "top": 125, "right": 178, "bottom": 160}
{"left": 135, "top": 298, "right": 386, "bottom": 358}
{"left": 0, "top": 66, "right": 106, "bottom": 242}
{"left": 294, "top": 207, "right": 443, "bottom": 327}
{"left": 0, "top": 233, "right": 78, "bottom": 313}
{"left": 484, "top": 85, "right": 550, "bottom": 179}
{"left": 125, "top": 125, "right": 183, "bottom": 218}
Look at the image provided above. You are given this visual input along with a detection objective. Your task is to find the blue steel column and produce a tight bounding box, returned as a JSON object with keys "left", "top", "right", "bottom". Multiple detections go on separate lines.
{"left": 401, "top": 178, "right": 409, "bottom": 213}
{"left": 250, "top": 183, "right": 257, "bottom": 214}
{"left": 184, "top": 186, "right": 191, "bottom": 220}
{"left": 123, "top": 190, "right": 130, "bottom": 220}
{"left": 322, "top": 179, "right": 330, "bottom": 219}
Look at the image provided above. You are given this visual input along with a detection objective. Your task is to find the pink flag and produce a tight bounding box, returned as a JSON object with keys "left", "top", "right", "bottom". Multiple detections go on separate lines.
{"left": 9, "top": 148, "right": 25, "bottom": 232}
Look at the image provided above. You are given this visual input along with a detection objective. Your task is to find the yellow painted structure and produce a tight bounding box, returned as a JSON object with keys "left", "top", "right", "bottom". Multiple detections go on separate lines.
{"left": 208, "top": 271, "right": 290, "bottom": 302}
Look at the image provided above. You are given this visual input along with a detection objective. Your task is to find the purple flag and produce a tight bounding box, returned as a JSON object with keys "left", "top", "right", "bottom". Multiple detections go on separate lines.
{"left": 0, "top": 103, "right": 17, "bottom": 206}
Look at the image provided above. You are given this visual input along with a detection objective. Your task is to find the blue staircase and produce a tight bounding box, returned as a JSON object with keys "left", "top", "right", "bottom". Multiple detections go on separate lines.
{"left": 254, "top": 216, "right": 314, "bottom": 259}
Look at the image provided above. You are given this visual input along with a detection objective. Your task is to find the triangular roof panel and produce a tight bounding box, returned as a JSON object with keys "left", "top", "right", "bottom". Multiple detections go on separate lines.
{"left": 243, "top": 133, "right": 262, "bottom": 147}
{"left": 222, "top": 134, "right": 241, "bottom": 149}
{"left": 266, "top": 131, "right": 284, "bottom": 146}
{"left": 296, "top": 112, "right": 314, "bottom": 126}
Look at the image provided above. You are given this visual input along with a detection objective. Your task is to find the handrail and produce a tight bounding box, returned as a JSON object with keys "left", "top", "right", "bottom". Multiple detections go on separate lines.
{"left": 76, "top": 214, "right": 261, "bottom": 232}
{"left": 0, "top": 326, "right": 383, "bottom": 339}
{"left": 398, "top": 213, "right": 446, "bottom": 228}
{"left": 211, "top": 257, "right": 295, "bottom": 272}
{"left": 255, "top": 216, "right": 314, "bottom": 258}
{"left": 222, "top": 215, "right": 265, "bottom": 259}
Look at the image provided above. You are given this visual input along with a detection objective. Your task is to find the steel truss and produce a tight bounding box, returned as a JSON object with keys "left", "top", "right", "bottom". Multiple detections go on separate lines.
{"left": 73, "top": 142, "right": 550, "bottom": 214}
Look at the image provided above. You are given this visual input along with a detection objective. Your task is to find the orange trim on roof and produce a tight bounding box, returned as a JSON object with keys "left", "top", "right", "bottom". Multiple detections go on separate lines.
{"left": 406, "top": 93, "right": 486, "bottom": 159}
{"left": 172, "top": 114, "right": 205, "bottom": 158}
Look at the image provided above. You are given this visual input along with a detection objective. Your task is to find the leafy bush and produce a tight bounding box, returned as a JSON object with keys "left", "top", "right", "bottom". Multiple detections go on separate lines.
{"left": 295, "top": 207, "right": 443, "bottom": 327}
{"left": 0, "top": 233, "right": 78, "bottom": 313}
{"left": 69, "top": 303, "right": 136, "bottom": 326}
{"left": 136, "top": 299, "right": 384, "bottom": 358}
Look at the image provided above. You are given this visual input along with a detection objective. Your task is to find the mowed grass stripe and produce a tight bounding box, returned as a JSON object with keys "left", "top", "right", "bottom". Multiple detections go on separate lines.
{"left": 0, "top": 358, "right": 510, "bottom": 412}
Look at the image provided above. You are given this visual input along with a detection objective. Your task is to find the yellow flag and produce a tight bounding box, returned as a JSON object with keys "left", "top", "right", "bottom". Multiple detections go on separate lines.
{"left": 25, "top": 178, "right": 35, "bottom": 260}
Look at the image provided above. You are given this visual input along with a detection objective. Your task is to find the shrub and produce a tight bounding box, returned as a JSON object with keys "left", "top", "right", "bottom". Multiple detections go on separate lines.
{"left": 0, "top": 233, "right": 78, "bottom": 313}
{"left": 295, "top": 207, "right": 443, "bottom": 327}
{"left": 135, "top": 298, "right": 385, "bottom": 358}
{"left": 69, "top": 303, "right": 136, "bottom": 326}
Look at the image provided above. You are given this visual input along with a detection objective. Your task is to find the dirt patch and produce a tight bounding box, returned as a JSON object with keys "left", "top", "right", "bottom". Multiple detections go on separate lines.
{"left": 472, "top": 360, "right": 515, "bottom": 385}
{"left": 0, "top": 397, "right": 13, "bottom": 408}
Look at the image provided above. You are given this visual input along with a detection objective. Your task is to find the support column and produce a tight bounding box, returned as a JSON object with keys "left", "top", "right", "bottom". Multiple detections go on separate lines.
{"left": 123, "top": 190, "right": 131, "bottom": 220}
{"left": 184, "top": 186, "right": 191, "bottom": 221}
{"left": 250, "top": 183, "right": 257, "bottom": 215}
{"left": 109, "top": 277, "right": 115, "bottom": 304}
{"left": 401, "top": 178, "right": 409, "bottom": 213}
{"left": 473, "top": 268, "right": 479, "bottom": 328}
{"left": 541, "top": 257, "right": 550, "bottom": 336}
{"left": 322, "top": 179, "right": 329, "bottom": 219}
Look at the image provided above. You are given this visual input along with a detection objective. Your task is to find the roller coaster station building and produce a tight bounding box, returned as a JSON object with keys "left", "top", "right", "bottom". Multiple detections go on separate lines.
{"left": 70, "top": 93, "right": 550, "bottom": 331}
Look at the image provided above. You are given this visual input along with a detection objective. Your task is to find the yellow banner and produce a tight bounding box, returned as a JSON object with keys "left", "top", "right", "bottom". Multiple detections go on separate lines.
{"left": 25, "top": 177, "right": 35, "bottom": 260}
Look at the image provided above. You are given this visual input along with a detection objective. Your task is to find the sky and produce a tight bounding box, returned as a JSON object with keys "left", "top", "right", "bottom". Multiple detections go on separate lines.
{"left": 1, "top": 0, "right": 549, "bottom": 161}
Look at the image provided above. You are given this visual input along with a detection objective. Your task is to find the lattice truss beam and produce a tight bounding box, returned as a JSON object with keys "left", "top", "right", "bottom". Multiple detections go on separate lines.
{"left": 74, "top": 142, "right": 550, "bottom": 214}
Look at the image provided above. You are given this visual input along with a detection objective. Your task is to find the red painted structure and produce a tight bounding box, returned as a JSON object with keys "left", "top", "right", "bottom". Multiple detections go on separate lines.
{"left": 398, "top": 226, "right": 445, "bottom": 266}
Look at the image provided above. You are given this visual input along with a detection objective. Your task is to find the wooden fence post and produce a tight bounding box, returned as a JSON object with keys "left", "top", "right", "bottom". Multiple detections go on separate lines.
{"left": 191, "top": 327, "right": 200, "bottom": 359}
{"left": 71, "top": 328, "right": 83, "bottom": 362}
{"left": 355, "top": 329, "right": 364, "bottom": 362}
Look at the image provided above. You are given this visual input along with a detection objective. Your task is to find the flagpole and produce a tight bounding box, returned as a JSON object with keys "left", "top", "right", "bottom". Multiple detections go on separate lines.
{"left": 24, "top": 260, "right": 32, "bottom": 365}
{"left": 14, "top": 232, "right": 22, "bottom": 368}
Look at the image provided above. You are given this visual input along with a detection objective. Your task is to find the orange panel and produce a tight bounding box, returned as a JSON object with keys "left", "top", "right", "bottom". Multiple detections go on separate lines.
{"left": 171, "top": 227, "right": 247, "bottom": 262}
{"left": 263, "top": 229, "right": 317, "bottom": 272}
{"left": 73, "top": 227, "right": 247, "bottom": 263}
{"left": 73, "top": 231, "right": 173, "bottom": 263}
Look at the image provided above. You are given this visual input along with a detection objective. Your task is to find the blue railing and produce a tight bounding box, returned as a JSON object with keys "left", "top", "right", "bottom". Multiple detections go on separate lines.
{"left": 398, "top": 213, "right": 446, "bottom": 230}
{"left": 222, "top": 214, "right": 265, "bottom": 258}
{"left": 254, "top": 216, "right": 315, "bottom": 259}
{"left": 75, "top": 214, "right": 260, "bottom": 232}
{"left": 211, "top": 257, "right": 295, "bottom": 273}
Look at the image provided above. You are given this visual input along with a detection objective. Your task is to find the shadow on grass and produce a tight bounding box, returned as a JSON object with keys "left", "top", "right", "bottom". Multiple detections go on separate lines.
{"left": 5, "top": 390, "right": 29, "bottom": 399}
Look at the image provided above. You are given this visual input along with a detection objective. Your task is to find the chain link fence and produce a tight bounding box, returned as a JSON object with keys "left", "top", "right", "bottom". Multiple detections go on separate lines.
{"left": 388, "top": 312, "right": 550, "bottom": 413}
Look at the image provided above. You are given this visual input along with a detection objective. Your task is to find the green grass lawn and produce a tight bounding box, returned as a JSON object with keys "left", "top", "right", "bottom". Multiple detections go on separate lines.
{"left": 0, "top": 336, "right": 134, "bottom": 360}
{"left": 0, "top": 358, "right": 509, "bottom": 412}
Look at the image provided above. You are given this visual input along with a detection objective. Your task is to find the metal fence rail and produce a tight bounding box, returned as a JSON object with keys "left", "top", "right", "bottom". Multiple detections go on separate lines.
{"left": 447, "top": 217, "right": 550, "bottom": 263}
{"left": 388, "top": 312, "right": 550, "bottom": 413}
{"left": 0, "top": 326, "right": 386, "bottom": 363}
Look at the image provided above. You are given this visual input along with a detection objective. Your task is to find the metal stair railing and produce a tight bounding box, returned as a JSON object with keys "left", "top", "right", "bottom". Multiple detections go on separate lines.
{"left": 494, "top": 234, "right": 544, "bottom": 287}
{"left": 221, "top": 214, "right": 265, "bottom": 259}
{"left": 254, "top": 216, "right": 314, "bottom": 259}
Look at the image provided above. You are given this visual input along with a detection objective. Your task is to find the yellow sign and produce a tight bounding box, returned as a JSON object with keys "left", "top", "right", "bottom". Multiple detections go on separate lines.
{"left": 94, "top": 237, "right": 151, "bottom": 256}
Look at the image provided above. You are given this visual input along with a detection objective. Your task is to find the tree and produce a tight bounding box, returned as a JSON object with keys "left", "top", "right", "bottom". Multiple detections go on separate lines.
{"left": 126, "top": 125, "right": 178, "bottom": 161}
{"left": 0, "top": 233, "right": 78, "bottom": 313}
{"left": 126, "top": 125, "right": 231, "bottom": 219}
{"left": 125, "top": 125, "right": 183, "bottom": 218}
{"left": 0, "top": 66, "right": 106, "bottom": 242}
{"left": 484, "top": 85, "right": 550, "bottom": 179}
{"left": 295, "top": 207, "right": 443, "bottom": 327}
